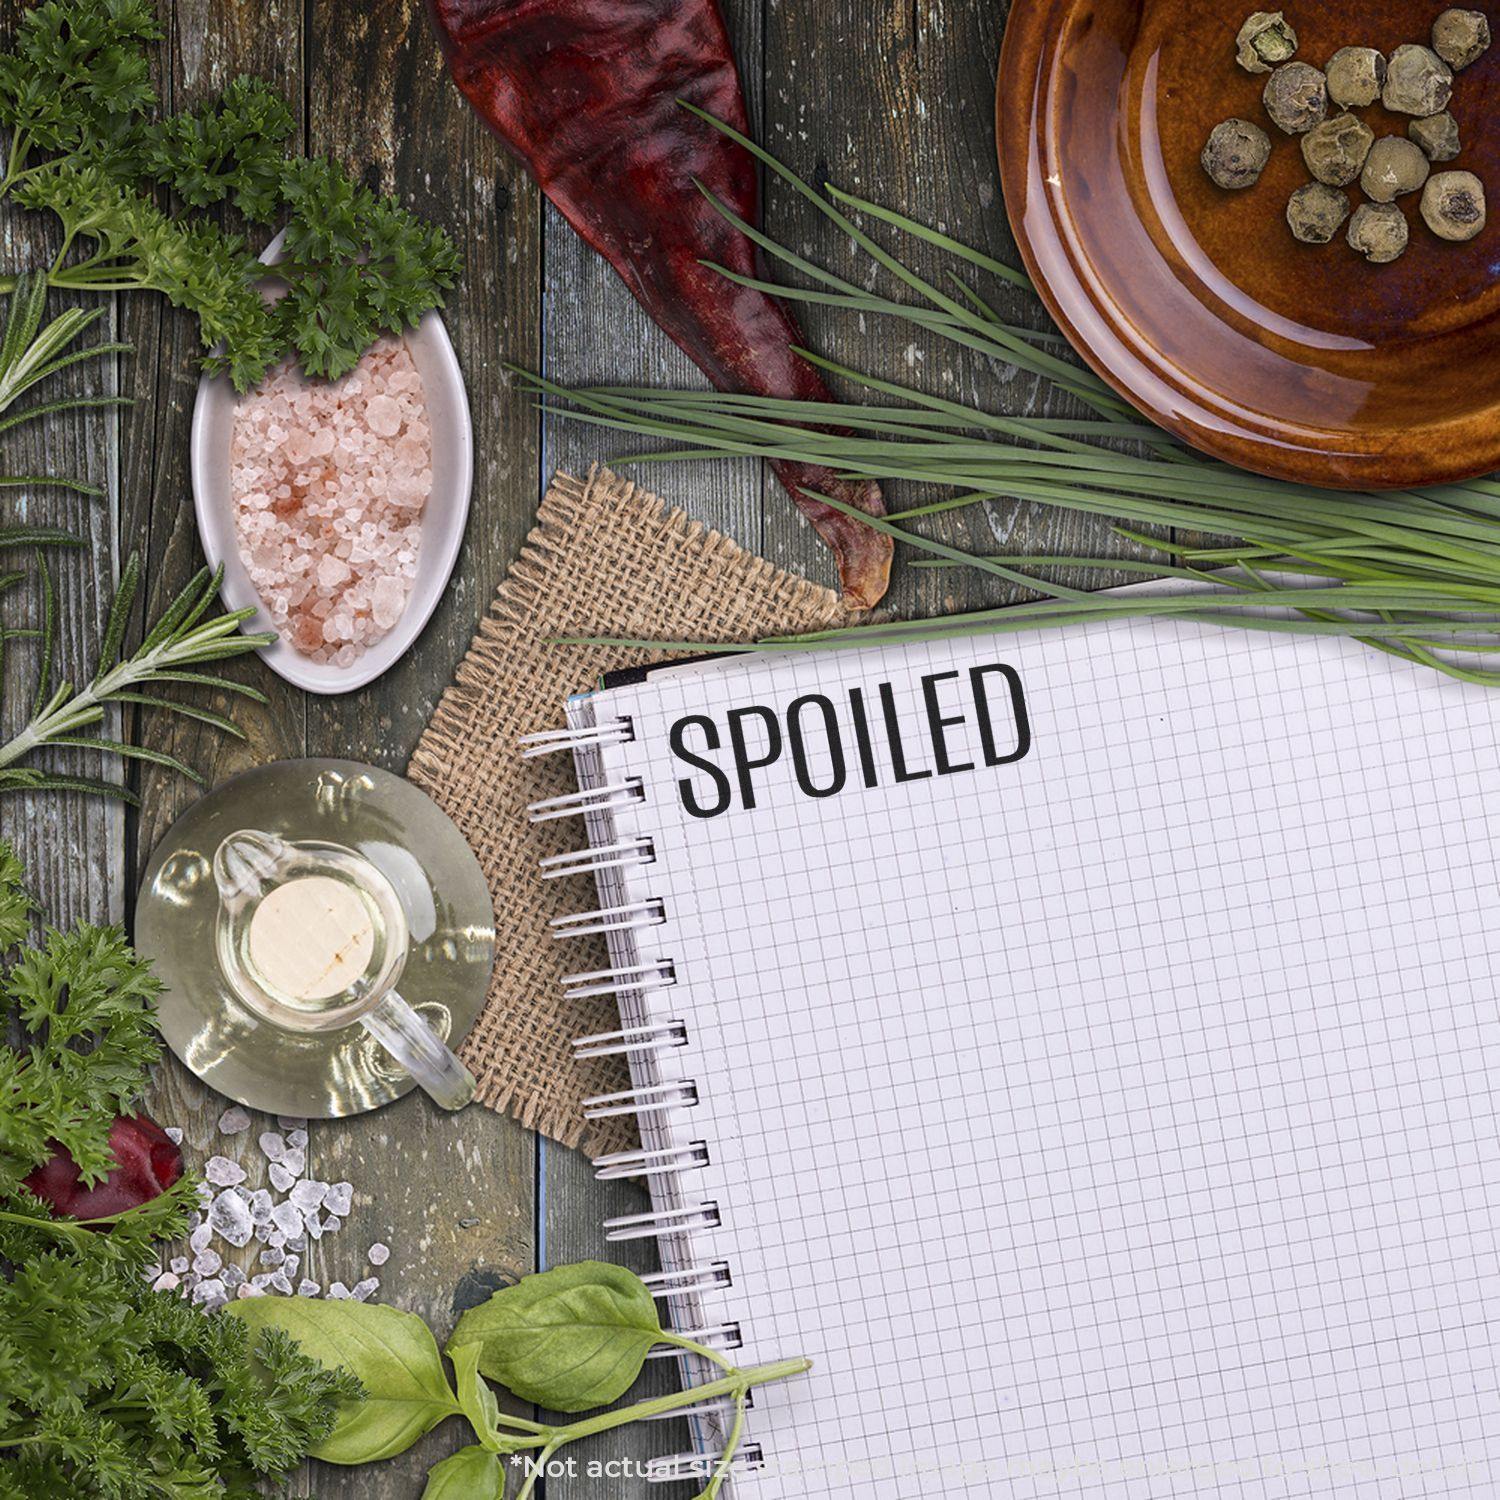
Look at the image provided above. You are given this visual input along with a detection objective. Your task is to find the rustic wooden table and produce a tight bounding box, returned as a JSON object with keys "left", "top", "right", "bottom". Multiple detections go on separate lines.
{"left": 0, "top": 0, "right": 1133, "bottom": 1493}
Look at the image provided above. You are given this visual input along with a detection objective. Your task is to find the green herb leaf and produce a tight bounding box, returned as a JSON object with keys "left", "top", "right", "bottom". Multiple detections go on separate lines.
{"left": 0, "top": 917, "right": 163, "bottom": 1185}
{"left": 421, "top": 1444, "right": 506, "bottom": 1500}
{"left": 451, "top": 1340, "right": 509, "bottom": 1452}
{"left": 229, "top": 1296, "right": 462, "bottom": 1464}
{"left": 0, "top": 3, "right": 459, "bottom": 388}
{"left": 447, "top": 1261, "right": 663, "bottom": 1414}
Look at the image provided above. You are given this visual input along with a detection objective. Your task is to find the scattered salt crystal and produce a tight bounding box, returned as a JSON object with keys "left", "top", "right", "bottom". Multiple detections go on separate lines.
{"left": 280, "top": 1148, "right": 306, "bottom": 1178}
{"left": 197, "top": 1183, "right": 215, "bottom": 1208}
{"left": 152, "top": 1272, "right": 180, "bottom": 1293}
{"left": 367, "top": 1242, "right": 390, "bottom": 1267}
{"left": 321, "top": 1215, "right": 341, "bottom": 1235}
{"left": 250, "top": 1273, "right": 275, "bottom": 1291}
{"left": 260, "top": 1247, "right": 285, "bottom": 1267}
{"left": 283, "top": 1255, "right": 301, "bottom": 1279}
{"left": 170, "top": 1256, "right": 189, "bottom": 1275}
{"left": 189, "top": 1223, "right": 212, "bottom": 1255}
{"left": 231, "top": 342, "right": 431, "bottom": 666}
{"left": 352, "top": 1278, "right": 380, "bottom": 1302}
{"left": 325, "top": 1182, "right": 353, "bottom": 1217}
{"left": 326, "top": 1281, "right": 353, "bottom": 1300}
{"left": 237, "top": 1285, "right": 266, "bottom": 1299}
{"left": 270, "top": 1201, "right": 303, "bottom": 1240}
{"left": 258, "top": 1131, "right": 287, "bottom": 1162}
{"left": 204, "top": 1155, "right": 246, "bottom": 1188}
{"left": 270, "top": 1270, "right": 294, "bottom": 1296}
{"left": 192, "top": 1249, "right": 223, "bottom": 1277}
{"left": 290, "top": 1179, "right": 327, "bottom": 1214}
{"left": 217, "top": 1106, "right": 252, "bottom": 1135}
{"left": 192, "top": 1278, "right": 226, "bottom": 1306}
{"left": 209, "top": 1192, "right": 254, "bottom": 1248}
{"left": 287, "top": 1128, "right": 309, "bottom": 1151}
{"left": 222, "top": 1265, "right": 247, "bottom": 1290}
{"left": 165, "top": 1126, "right": 184, "bottom": 1145}
{"left": 269, "top": 1162, "right": 297, "bottom": 1193}
{"left": 284, "top": 1234, "right": 308, "bottom": 1253}
{"left": 249, "top": 1189, "right": 273, "bottom": 1223}
{"left": 304, "top": 1215, "right": 323, "bottom": 1241}
{"left": 298, "top": 1278, "right": 322, "bottom": 1298}
{"left": 254, "top": 1222, "right": 273, "bottom": 1244}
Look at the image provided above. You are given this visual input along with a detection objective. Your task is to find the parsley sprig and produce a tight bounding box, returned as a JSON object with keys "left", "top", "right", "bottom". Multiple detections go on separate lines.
{"left": 0, "top": 0, "right": 460, "bottom": 388}
{"left": 0, "top": 844, "right": 364, "bottom": 1499}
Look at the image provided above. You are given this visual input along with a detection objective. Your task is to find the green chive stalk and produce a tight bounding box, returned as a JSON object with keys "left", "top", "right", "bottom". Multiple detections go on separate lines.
{"left": 517, "top": 108, "right": 1500, "bottom": 686}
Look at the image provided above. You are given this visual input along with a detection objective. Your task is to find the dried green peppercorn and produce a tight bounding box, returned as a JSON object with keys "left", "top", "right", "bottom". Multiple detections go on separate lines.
{"left": 1264, "top": 62, "right": 1329, "bottom": 133}
{"left": 1383, "top": 44, "right": 1454, "bottom": 115}
{"left": 1325, "top": 46, "right": 1387, "bottom": 108}
{"left": 1347, "top": 202, "right": 1409, "bottom": 263}
{"left": 1432, "top": 8, "right": 1492, "bottom": 69}
{"left": 1301, "top": 112, "right": 1374, "bottom": 186}
{"left": 1410, "top": 111, "right": 1462, "bottom": 162}
{"left": 1287, "top": 181, "right": 1350, "bottom": 243}
{"left": 1421, "top": 170, "right": 1488, "bottom": 239}
{"left": 1236, "top": 11, "right": 1299, "bottom": 73}
{"left": 1361, "top": 137, "right": 1432, "bottom": 202}
{"left": 1202, "top": 118, "right": 1274, "bottom": 189}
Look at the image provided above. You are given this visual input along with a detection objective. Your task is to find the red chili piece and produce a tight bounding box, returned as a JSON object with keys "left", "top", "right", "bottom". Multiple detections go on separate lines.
{"left": 23, "top": 1113, "right": 184, "bottom": 1223}
{"left": 428, "top": 0, "right": 892, "bottom": 608}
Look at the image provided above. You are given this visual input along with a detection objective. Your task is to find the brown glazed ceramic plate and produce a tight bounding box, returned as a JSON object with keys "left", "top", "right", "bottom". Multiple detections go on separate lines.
{"left": 997, "top": 0, "right": 1500, "bottom": 489}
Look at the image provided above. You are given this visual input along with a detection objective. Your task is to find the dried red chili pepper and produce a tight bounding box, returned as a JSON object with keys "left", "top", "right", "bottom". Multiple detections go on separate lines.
{"left": 23, "top": 1113, "right": 183, "bottom": 1223}
{"left": 428, "top": 0, "right": 892, "bottom": 608}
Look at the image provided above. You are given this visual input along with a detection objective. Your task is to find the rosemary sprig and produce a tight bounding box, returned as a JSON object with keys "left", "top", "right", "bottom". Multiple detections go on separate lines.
{"left": 0, "top": 269, "right": 128, "bottom": 495}
{"left": 0, "top": 555, "right": 272, "bottom": 801}
{"left": 519, "top": 111, "right": 1500, "bottom": 685}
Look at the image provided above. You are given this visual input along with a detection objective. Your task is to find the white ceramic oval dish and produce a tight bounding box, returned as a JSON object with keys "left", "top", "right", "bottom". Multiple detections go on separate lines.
{"left": 189, "top": 240, "right": 473, "bottom": 696}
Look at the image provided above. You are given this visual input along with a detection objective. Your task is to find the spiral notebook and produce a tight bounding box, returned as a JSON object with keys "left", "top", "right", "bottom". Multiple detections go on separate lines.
{"left": 524, "top": 613, "right": 1500, "bottom": 1498}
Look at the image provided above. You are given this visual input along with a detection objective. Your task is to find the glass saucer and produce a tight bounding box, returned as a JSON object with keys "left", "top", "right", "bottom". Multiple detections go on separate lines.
{"left": 136, "top": 759, "right": 495, "bottom": 1117}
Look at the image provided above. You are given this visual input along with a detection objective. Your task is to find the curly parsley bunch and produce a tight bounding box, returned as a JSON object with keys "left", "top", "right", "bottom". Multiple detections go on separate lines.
{"left": 0, "top": 841, "right": 363, "bottom": 1497}
{"left": 0, "top": 0, "right": 460, "bottom": 388}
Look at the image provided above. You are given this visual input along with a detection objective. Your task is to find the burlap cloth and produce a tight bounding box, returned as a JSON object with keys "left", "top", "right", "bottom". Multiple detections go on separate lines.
{"left": 408, "top": 468, "right": 847, "bottom": 1157}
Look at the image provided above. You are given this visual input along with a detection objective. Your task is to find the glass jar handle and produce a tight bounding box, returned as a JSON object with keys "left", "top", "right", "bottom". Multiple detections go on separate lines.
{"left": 359, "top": 989, "right": 475, "bottom": 1111}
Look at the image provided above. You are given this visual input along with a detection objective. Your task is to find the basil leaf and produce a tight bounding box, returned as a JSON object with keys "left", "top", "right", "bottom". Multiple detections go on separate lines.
{"left": 421, "top": 1444, "right": 505, "bottom": 1500}
{"left": 450, "top": 1341, "right": 506, "bottom": 1452}
{"left": 446, "top": 1261, "right": 662, "bottom": 1413}
{"left": 231, "top": 1296, "right": 462, "bottom": 1463}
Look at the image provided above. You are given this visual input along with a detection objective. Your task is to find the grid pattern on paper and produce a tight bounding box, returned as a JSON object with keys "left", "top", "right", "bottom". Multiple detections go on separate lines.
{"left": 596, "top": 615, "right": 1500, "bottom": 1499}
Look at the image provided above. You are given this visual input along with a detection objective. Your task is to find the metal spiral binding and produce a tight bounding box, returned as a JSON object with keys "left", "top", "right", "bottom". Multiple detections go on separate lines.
{"left": 572, "top": 1020, "right": 688, "bottom": 1060}
{"left": 592, "top": 1141, "right": 709, "bottom": 1181}
{"left": 646, "top": 1322, "right": 741, "bottom": 1358}
{"left": 603, "top": 1202, "right": 721, "bottom": 1241}
{"left": 538, "top": 837, "right": 654, "bottom": 880}
{"left": 581, "top": 1081, "right": 698, "bottom": 1119}
{"left": 641, "top": 1263, "right": 732, "bottom": 1297}
{"left": 550, "top": 901, "right": 668, "bottom": 940}
{"left": 517, "top": 717, "right": 633, "bottom": 758}
{"left": 527, "top": 779, "right": 644, "bottom": 822}
{"left": 646, "top": 1445, "right": 765, "bottom": 1484}
{"left": 528, "top": 704, "right": 756, "bottom": 1479}
{"left": 561, "top": 959, "right": 675, "bottom": 1000}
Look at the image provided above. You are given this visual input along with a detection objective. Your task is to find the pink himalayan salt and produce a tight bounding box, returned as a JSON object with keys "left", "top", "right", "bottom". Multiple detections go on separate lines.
{"left": 230, "top": 339, "right": 432, "bottom": 665}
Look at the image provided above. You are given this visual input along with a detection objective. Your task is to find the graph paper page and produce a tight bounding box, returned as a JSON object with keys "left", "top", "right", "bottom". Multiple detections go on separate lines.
{"left": 591, "top": 616, "right": 1500, "bottom": 1498}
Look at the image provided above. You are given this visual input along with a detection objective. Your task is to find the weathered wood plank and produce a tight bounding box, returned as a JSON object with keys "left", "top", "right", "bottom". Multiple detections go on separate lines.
{"left": 0, "top": 0, "right": 125, "bottom": 928}
{"left": 760, "top": 0, "right": 1146, "bottom": 616}
{"left": 539, "top": 3, "right": 765, "bottom": 550}
{"left": 297, "top": 0, "right": 546, "bottom": 1493}
{"left": 121, "top": 3, "right": 314, "bottom": 1459}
